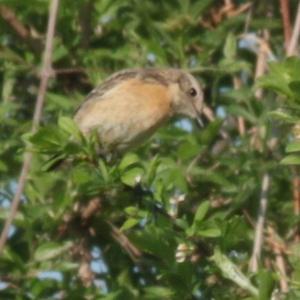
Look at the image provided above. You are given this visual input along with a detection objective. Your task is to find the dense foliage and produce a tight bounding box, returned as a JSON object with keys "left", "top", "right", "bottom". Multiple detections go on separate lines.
{"left": 1, "top": 0, "right": 300, "bottom": 299}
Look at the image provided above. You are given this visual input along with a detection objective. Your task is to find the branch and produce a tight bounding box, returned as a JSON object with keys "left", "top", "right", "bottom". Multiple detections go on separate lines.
{"left": 279, "top": 0, "right": 292, "bottom": 52}
{"left": 287, "top": 1, "right": 300, "bottom": 56}
{"left": 246, "top": 209, "right": 289, "bottom": 292}
{"left": 76, "top": 239, "right": 94, "bottom": 287}
{"left": 249, "top": 173, "right": 271, "bottom": 272}
{"left": 0, "top": 0, "right": 60, "bottom": 255}
{"left": 267, "top": 226, "right": 289, "bottom": 293}
{"left": 292, "top": 168, "right": 300, "bottom": 242}
{"left": 254, "top": 30, "right": 270, "bottom": 99}
{"left": 108, "top": 221, "right": 142, "bottom": 261}
{"left": 0, "top": 4, "right": 42, "bottom": 51}
{"left": 233, "top": 76, "right": 245, "bottom": 136}
{"left": 0, "top": 5, "right": 29, "bottom": 38}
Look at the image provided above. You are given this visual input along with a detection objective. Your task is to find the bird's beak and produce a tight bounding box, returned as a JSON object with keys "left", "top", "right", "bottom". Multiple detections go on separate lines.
{"left": 196, "top": 115, "right": 204, "bottom": 127}
{"left": 191, "top": 101, "right": 204, "bottom": 128}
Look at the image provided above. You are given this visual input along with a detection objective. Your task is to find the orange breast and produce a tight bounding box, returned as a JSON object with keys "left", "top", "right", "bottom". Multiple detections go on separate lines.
{"left": 74, "top": 79, "right": 173, "bottom": 151}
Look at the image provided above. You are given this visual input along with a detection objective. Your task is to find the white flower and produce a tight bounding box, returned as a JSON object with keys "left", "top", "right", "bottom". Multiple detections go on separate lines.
{"left": 134, "top": 175, "right": 142, "bottom": 184}
{"left": 175, "top": 243, "right": 191, "bottom": 263}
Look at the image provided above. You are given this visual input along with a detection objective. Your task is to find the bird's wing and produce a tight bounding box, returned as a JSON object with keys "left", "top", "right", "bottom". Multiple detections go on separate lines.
{"left": 74, "top": 68, "right": 170, "bottom": 114}
{"left": 74, "top": 77, "right": 172, "bottom": 150}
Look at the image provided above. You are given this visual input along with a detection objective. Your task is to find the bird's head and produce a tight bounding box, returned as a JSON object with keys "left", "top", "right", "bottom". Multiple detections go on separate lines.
{"left": 165, "top": 69, "right": 204, "bottom": 126}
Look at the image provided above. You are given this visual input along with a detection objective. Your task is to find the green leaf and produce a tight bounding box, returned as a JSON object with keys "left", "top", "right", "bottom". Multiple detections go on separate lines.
{"left": 72, "top": 164, "right": 94, "bottom": 185}
{"left": 286, "top": 141, "right": 300, "bottom": 153}
{"left": 268, "top": 110, "right": 298, "bottom": 123}
{"left": 2, "top": 248, "right": 24, "bottom": 267}
{"left": 98, "top": 159, "right": 110, "bottom": 182}
{"left": 34, "top": 242, "right": 73, "bottom": 262}
{"left": 124, "top": 206, "right": 140, "bottom": 216}
{"left": 211, "top": 249, "right": 258, "bottom": 297}
{"left": 258, "top": 57, "right": 300, "bottom": 99}
{"left": 120, "top": 218, "right": 140, "bottom": 231}
{"left": 223, "top": 33, "right": 236, "bottom": 60}
{"left": 0, "top": 209, "right": 24, "bottom": 223}
{"left": 198, "top": 119, "right": 223, "bottom": 144}
{"left": 119, "top": 152, "right": 140, "bottom": 171}
{"left": 177, "top": 138, "right": 202, "bottom": 160}
{"left": 227, "top": 105, "right": 257, "bottom": 123}
{"left": 191, "top": 167, "right": 234, "bottom": 188}
{"left": 100, "top": 291, "right": 123, "bottom": 300}
{"left": 41, "top": 153, "right": 66, "bottom": 171}
{"left": 194, "top": 201, "right": 210, "bottom": 223}
{"left": 130, "top": 225, "right": 173, "bottom": 262}
{"left": 289, "top": 81, "right": 300, "bottom": 98}
{"left": 257, "top": 270, "right": 274, "bottom": 300}
{"left": 47, "top": 92, "right": 74, "bottom": 110}
{"left": 121, "top": 167, "right": 144, "bottom": 187}
{"left": 143, "top": 286, "right": 174, "bottom": 299}
{"left": 156, "top": 158, "right": 188, "bottom": 191}
{"left": 30, "top": 126, "right": 67, "bottom": 152}
{"left": 0, "top": 160, "right": 7, "bottom": 172}
{"left": 197, "top": 228, "right": 221, "bottom": 238}
{"left": 52, "top": 44, "right": 69, "bottom": 62}
{"left": 144, "top": 155, "right": 159, "bottom": 184}
{"left": 58, "top": 116, "right": 82, "bottom": 140}
{"left": 54, "top": 261, "right": 79, "bottom": 272}
{"left": 281, "top": 154, "right": 300, "bottom": 165}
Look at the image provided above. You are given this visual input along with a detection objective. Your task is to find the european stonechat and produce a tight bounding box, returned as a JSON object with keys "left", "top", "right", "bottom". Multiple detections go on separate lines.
{"left": 74, "top": 68, "right": 204, "bottom": 152}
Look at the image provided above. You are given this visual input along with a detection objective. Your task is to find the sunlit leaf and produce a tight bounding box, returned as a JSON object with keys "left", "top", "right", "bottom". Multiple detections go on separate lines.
{"left": 34, "top": 242, "right": 73, "bottom": 262}
{"left": 211, "top": 249, "right": 258, "bottom": 297}
{"left": 121, "top": 167, "right": 144, "bottom": 187}
{"left": 281, "top": 154, "right": 300, "bottom": 165}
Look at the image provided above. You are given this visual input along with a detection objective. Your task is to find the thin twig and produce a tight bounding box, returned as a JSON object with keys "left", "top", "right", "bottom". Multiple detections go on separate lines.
{"left": 233, "top": 76, "right": 245, "bottom": 136}
{"left": 243, "top": 209, "right": 256, "bottom": 228}
{"left": 108, "top": 221, "right": 142, "bottom": 261}
{"left": 248, "top": 24, "right": 271, "bottom": 274}
{"left": 255, "top": 30, "right": 270, "bottom": 99}
{"left": 54, "top": 67, "right": 87, "bottom": 75}
{"left": 287, "top": 1, "right": 300, "bottom": 56}
{"left": 247, "top": 205, "right": 289, "bottom": 290}
{"left": 249, "top": 173, "right": 271, "bottom": 272}
{"left": 267, "top": 226, "right": 289, "bottom": 293}
{"left": 0, "top": 4, "right": 42, "bottom": 51}
{"left": 274, "top": 247, "right": 289, "bottom": 293}
{"left": 80, "top": 197, "right": 102, "bottom": 221}
{"left": 0, "top": 5, "right": 29, "bottom": 39}
{"left": 76, "top": 239, "right": 94, "bottom": 287}
{"left": 0, "top": 0, "right": 60, "bottom": 255}
{"left": 243, "top": 5, "right": 252, "bottom": 33}
{"left": 292, "top": 168, "right": 300, "bottom": 242}
{"left": 279, "top": 0, "right": 292, "bottom": 52}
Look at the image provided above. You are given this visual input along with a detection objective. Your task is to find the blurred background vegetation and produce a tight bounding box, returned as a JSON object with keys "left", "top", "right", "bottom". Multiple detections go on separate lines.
{"left": 1, "top": 0, "right": 300, "bottom": 299}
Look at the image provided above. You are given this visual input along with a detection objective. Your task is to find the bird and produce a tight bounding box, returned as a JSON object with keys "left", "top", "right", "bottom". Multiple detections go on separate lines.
{"left": 74, "top": 68, "right": 204, "bottom": 154}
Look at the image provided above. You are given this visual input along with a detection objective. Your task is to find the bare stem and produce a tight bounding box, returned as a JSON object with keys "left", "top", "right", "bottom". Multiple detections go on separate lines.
{"left": 267, "top": 226, "right": 289, "bottom": 293}
{"left": 233, "top": 76, "right": 245, "bottom": 136}
{"left": 0, "top": 5, "right": 30, "bottom": 39}
{"left": 279, "top": 0, "right": 292, "bottom": 52}
{"left": 287, "top": 1, "right": 300, "bottom": 56}
{"left": 255, "top": 30, "right": 270, "bottom": 99}
{"left": 0, "top": 4, "right": 42, "bottom": 51}
{"left": 108, "top": 221, "right": 142, "bottom": 261}
{"left": 249, "top": 173, "right": 271, "bottom": 272}
{"left": 292, "top": 169, "right": 300, "bottom": 242}
{"left": 0, "top": 0, "right": 60, "bottom": 255}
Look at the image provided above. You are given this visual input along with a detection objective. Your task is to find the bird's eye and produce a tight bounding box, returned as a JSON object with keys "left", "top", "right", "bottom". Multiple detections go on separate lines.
{"left": 189, "top": 88, "right": 197, "bottom": 97}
